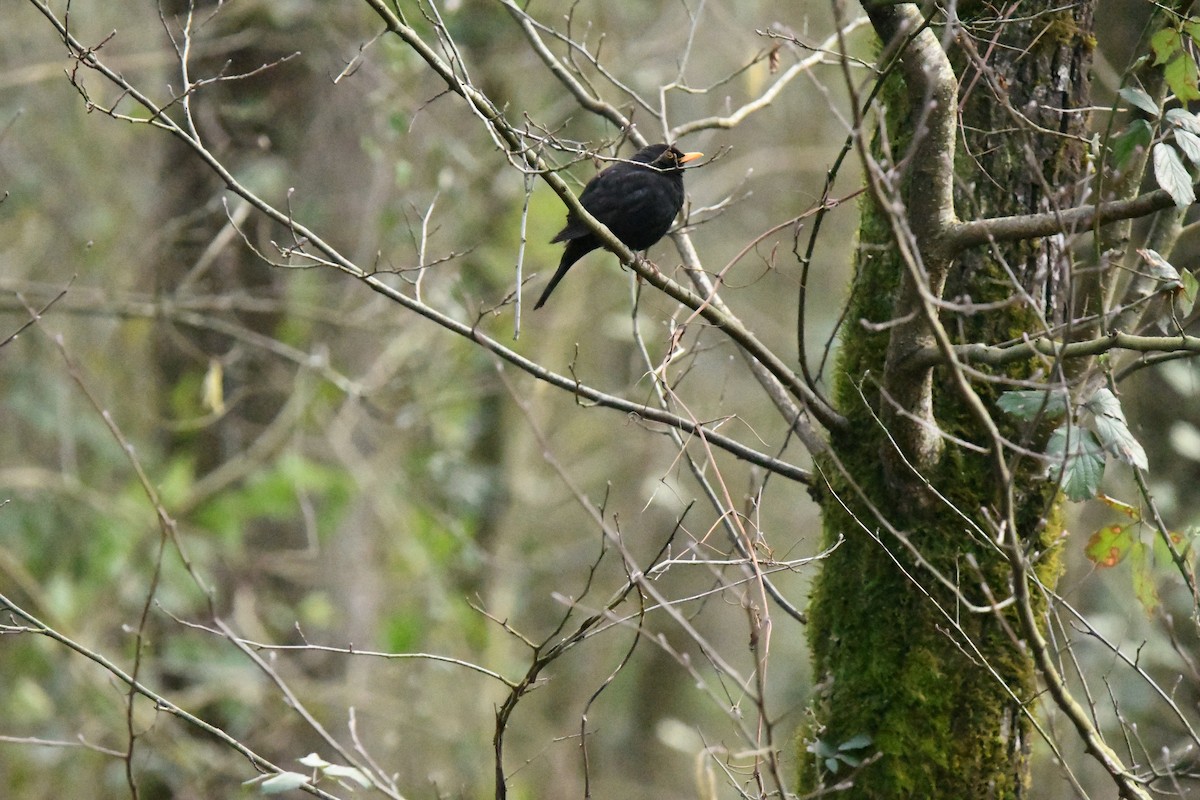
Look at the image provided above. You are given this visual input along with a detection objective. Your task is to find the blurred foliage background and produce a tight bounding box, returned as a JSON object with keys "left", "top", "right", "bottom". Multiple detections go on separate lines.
{"left": 0, "top": 1, "right": 1193, "bottom": 799}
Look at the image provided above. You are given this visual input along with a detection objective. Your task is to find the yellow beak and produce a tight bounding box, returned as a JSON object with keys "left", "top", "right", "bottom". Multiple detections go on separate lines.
{"left": 679, "top": 151, "right": 704, "bottom": 164}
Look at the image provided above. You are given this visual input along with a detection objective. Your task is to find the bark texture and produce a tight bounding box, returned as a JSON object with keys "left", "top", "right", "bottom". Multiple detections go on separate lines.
{"left": 801, "top": 5, "right": 1095, "bottom": 797}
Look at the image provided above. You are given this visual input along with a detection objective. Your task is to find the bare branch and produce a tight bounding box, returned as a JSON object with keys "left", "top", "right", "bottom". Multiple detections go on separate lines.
{"left": 948, "top": 185, "right": 1182, "bottom": 253}
{"left": 671, "top": 16, "right": 872, "bottom": 139}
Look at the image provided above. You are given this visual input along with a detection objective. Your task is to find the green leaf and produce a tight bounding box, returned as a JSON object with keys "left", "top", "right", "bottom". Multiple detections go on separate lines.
{"left": 1084, "top": 388, "right": 1149, "bottom": 470}
{"left": 1046, "top": 425, "right": 1106, "bottom": 501}
{"left": 1138, "top": 247, "right": 1182, "bottom": 285}
{"left": 1118, "top": 86, "right": 1159, "bottom": 116}
{"left": 996, "top": 389, "right": 1069, "bottom": 420}
{"left": 1129, "top": 541, "right": 1161, "bottom": 613}
{"left": 1186, "top": 18, "right": 1200, "bottom": 42}
{"left": 1166, "top": 52, "right": 1200, "bottom": 102}
{"left": 1177, "top": 270, "right": 1199, "bottom": 317}
{"left": 297, "top": 753, "right": 330, "bottom": 769}
{"left": 1166, "top": 107, "right": 1200, "bottom": 133}
{"left": 1151, "top": 27, "right": 1182, "bottom": 66}
{"left": 1096, "top": 493, "right": 1140, "bottom": 518}
{"left": 1153, "top": 527, "right": 1192, "bottom": 565}
{"left": 1153, "top": 142, "right": 1196, "bottom": 207}
{"left": 323, "top": 765, "right": 373, "bottom": 788}
{"left": 1110, "top": 119, "right": 1153, "bottom": 167}
{"left": 809, "top": 740, "right": 837, "bottom": 759}
{"left": 1182, "top": 269, "right": 1199, "bottom": 304}
{"left": 1176, "top": 129, "right": 1200, "bottom": 164}
{"left": 1085, "top": 523, "right": 1133, "bottom": 567}
{"left": 259, "top": 773, "right": 311, "bottom": 794}
{"left": 839, "top": 734, "right": 872, "bottom": 750}
{"left": 812, "top": 734, "right": 872, "bottom": 774}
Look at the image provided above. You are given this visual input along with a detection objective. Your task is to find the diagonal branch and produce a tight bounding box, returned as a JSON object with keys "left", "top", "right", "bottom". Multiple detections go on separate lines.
{"left": 365, "top": 3, "right": 849, "bottom": 431}
{"left": 492, "top": 0, "right": 845, "bottom": 436}
{"left": 25, "top": 0, "right": 831, "bottom": 472}
{"left": 669, "top": 17, "right": 872, "bottom": 139}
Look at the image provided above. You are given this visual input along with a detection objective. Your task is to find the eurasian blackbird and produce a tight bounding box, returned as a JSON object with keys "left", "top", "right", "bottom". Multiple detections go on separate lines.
{"left": 534, "top": 143, "right": 703, "bottom": 309}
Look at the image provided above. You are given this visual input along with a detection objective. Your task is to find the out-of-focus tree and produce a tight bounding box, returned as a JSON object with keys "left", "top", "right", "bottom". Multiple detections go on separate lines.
{"left": 2, "top": 2, "right": 1199, "bottom": 800}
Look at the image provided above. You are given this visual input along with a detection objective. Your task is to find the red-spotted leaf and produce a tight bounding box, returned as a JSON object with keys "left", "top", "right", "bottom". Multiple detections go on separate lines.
{"left": 1095, "top": 493, "right": 1141, "bottom": 519}
{"left": 1085, "top": 523, "right": 1134, "bottom": 567}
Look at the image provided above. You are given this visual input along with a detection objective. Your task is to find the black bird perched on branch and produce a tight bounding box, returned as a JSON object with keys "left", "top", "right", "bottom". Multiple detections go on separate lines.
{"left": 534, "top": 143, "right": 703, "bottom": 309}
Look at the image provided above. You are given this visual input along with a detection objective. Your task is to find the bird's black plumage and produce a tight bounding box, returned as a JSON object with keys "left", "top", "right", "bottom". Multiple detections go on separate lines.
{"left": 534, "top": 143, "right": 703, "bottom": 309}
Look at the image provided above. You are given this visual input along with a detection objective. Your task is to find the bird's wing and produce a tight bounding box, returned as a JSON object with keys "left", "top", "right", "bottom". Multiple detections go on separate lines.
{"left": 550, "top": 166, "right": 633, "bottom": 243}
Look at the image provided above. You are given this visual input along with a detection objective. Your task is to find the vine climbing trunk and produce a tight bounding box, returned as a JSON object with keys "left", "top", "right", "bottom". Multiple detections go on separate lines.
{"left": 801, "top": 3, "right": 1096, "bottom": 797}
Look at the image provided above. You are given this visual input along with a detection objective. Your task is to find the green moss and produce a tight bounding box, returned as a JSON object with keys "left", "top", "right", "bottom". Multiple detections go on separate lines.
{"left": 798, "top": 13, "right": 1081, "bottom": 793}
{"left": 1042, "top": 10, "right": 1095, "bottom": 50}
{"left": 803, "top": 461, "right": 1050, "bottom": 795}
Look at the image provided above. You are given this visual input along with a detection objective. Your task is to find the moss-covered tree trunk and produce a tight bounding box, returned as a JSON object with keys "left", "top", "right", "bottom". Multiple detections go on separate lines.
{"left": 802, "top": 4, "right": 1095, "bottom": 797}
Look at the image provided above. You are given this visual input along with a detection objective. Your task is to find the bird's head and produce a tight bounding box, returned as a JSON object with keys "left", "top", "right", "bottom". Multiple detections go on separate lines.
{"left": 636, "top": 143, "right": 704, "bottom": 173}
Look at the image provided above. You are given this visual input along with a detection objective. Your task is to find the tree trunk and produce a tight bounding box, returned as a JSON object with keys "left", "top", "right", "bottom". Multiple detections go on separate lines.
{"left": 801, "top": 5, "right": 1095, "bottom": 797}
